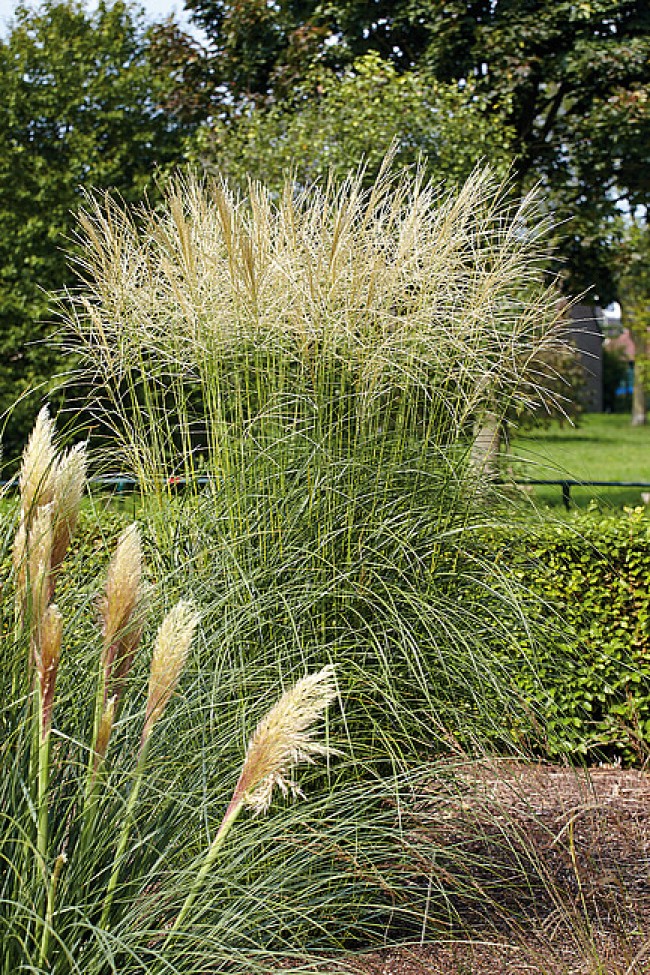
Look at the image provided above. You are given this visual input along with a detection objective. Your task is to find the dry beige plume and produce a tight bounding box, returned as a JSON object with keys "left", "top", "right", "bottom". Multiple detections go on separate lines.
{"left": 233, "top": 665, "right": 338, "bottom": 815}
{"left": 26, "top": 503, "right": 54, "bottom": 633}
{"left": 167, "top": 664, "right": 338, "bottom": 937}
{"left": 100, "top": 524, "right": 143, "bottom": 651}
{"left": 12, "top": 520, "right": 27, "bottom": 615}
{"left": 36, "top": 603, "right": 63, "bottom": 738}
{"left": 99, "top": 524, "right": 149, "bottom": 707}
{"left": 93, "top": 694, "right": 117, "bottom": 772}
{"left": 51, "top": 443, "right": 87, "bottom": 576}
{"left": 14, "top": 411, "right": 87, "bottom": 615}
{"left": 19, "top": 406, "right": 57, "bottom": 527}
{"left": 141, "top": 600, "right": 200, "bottom": 747}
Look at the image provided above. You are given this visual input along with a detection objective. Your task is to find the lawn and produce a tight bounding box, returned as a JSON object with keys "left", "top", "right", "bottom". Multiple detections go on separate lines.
{"left": 508, "top": 412, "right": 650, "bottom": 509}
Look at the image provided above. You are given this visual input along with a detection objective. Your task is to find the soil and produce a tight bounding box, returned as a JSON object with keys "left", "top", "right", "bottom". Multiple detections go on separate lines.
{"left": 319, "top": 761, "right": 650, "bottom": 975}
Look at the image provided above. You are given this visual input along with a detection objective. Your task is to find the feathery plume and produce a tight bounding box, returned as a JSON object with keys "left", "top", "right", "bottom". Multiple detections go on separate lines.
{"left": 51, "top": 443, "right": 87, "bottom": 578}
{"left": 36, "top": 603, "right": 63, "bottom": 739}
{"left": 93, "top": 695, "right": 117, "bottom": 773}
{"left": 141, "top": 600, "right": 199, "bottom": 747}
{"left": 19, "top": 406, "right": 57, "bottom": 528}
{"left": 234, "top": 665, "right": 338, "bottom": 814}
{"left": 99, "top": 524, "right": 149, "bottom": 704}
{"left": 27, "top": 503, "right": 54, "bottom": 636}
{"left": 13, "top": 521, "right": 27, "bottom": 617}
{"left": 98, "top": 602, "right": 198, "bottom": 931}
{"left": 14, "top": 410, "right": 86, "bottom": 616}
{"left": 168, "top": 665, "right": 338, "bottom": 938}
{"left": 100, "top": 524, "right": 143, "bottom": 649}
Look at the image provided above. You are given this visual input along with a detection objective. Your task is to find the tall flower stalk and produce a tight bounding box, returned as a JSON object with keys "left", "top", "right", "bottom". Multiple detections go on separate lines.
{"left": 11, "top": 411, "right": 87, "bottom": 863}
{"left": 99, "top": 600, "right": 199, "bottom": 929}
{"left": 86, "top": 525, "right": 148, "bottom": 786}
{"left": 170, "top": 665, "right": 338, "bottom": 936}
{"left": 9, "top": 410, "right": 87, "bottom": 965}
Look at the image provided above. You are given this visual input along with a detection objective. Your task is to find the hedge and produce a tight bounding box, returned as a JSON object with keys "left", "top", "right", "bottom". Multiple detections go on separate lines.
{"left": 494, "top": 505, "right": 650, "bottom": 764}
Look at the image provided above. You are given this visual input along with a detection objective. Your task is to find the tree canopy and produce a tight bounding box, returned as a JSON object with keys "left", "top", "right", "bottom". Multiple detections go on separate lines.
{"left": 0, "top": 0, "right": 189, "bottom": 456}
{"left": 158, "top": 0, "right": 650, "bottom": 301}
{"left": 1, "top": 0, "right": 648, "bottom": 448}
{"left": 190, "top": 53, "right": 514, "bottom": 191}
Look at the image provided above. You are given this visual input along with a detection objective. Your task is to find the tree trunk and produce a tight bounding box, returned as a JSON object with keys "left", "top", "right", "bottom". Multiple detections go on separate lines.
{"left": 471, "top": 411, "right": 502, "bottom": 477}
{"left": 630, "top": 329, "right": 647, "bottom": 426}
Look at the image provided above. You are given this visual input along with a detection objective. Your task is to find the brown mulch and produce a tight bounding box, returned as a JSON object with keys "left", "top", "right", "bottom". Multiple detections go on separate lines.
{"left": 319, "top": 761, "right": 650, "bottom": 975}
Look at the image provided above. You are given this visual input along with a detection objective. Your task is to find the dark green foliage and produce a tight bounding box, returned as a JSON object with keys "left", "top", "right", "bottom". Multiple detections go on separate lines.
{"left": 0, "top": 0, "right": 191, "bottom": 462}
{"left": 192, "top": 53, "right": 513, "bottom": 192}
{"left": 494, "top": 506, "right": 650, "bottom": 764}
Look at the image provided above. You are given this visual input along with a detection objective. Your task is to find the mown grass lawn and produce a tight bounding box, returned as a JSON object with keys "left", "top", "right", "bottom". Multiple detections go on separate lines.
{"left": 508, "top": 413, "right": 650, "bottom": 509}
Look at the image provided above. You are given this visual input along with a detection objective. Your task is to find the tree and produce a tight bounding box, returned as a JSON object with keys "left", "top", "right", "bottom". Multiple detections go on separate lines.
{"left": 0, "top": 0, "right": 190, "bottom": 459}
{"left": 617, "top": 221, "right": 650, "bottom": 425}
{"left": 421, "top": 0, "right": 650, "bottom": 302}
{"left": 190, "top": 53, "right": 514, "bottom": 191}
{"left": 168, "top": 0, "right": 650, "bottom": 303}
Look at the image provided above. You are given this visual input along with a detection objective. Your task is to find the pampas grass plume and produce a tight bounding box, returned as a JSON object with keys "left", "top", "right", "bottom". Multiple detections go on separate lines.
{"left": 169, "top": 665, "right": 337, "bottom": 937}
{"left": 51, "top": 443, "right": 87, "bottom": 575}
{"left": 27, "top": 503, "right": 54, "bottom": 632}
{"left": 37, "top": 603, "right": 63, "bottom": 738}
{"left": 100, "top": 524, "right": 143, "bottom": 652}
{"left": 18, "top": 406, "right": 57, "bottom": 526}
{"left": 236, "top": 665, "right": 338, "bottom": 814}
{"left": 141, "top": 600, "right": 199, "bottom": 746}
{"left": 94, "top": 694, "right": 117, "bottom": 771}
{"left": 99, "top": 524, "right": 150, "bottom": 707}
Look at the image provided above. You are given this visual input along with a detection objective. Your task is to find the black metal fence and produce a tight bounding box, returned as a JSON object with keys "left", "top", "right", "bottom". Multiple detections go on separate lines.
{"left": 6, "top": 476, "right": 650, "bottom": 511}
{"left": 513, "top": 479, "right": 650, "bottom": 510}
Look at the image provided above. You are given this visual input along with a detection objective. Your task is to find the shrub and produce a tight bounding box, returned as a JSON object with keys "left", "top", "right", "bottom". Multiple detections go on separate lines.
{"left": 492, "top": 506, "right": 650, "bottom": 763}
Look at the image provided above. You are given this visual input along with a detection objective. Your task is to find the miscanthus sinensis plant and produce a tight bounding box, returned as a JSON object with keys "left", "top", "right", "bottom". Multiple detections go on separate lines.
{"left": 66, "top": 161, "right": 566, "bottom": 493}
{"left": 66, "top": 158, "right": 559, "bottom": 488}
{"left": 62, "top": 160, "right": 569, "bottom": 758}
{"left": 0, "top": 411, "right": 345, "bottom": 973}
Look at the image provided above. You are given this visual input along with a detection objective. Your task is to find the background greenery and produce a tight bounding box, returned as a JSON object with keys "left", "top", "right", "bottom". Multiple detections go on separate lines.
{"left": 509, "top": 413, "right": 650, "bottom": 508}
{"left": 0, "top": 0, "right": 191, "bottom": 459}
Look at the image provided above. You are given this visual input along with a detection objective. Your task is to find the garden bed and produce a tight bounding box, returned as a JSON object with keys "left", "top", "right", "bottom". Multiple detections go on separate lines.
{"left": 309, "top": 760, "right": 650, "bottom": 974}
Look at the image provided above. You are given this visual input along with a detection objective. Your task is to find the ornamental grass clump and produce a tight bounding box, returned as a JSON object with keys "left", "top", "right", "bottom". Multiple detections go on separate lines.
{"left": 2, "top": 413, "right": 354, "bottom": 974}
{"left": 62, "top": 159, "right": 572, "bottom": 763}
{"left": 65, "top": 161, "right": 567, "bottom": 494}
{"left": 18, "top": 160, "right": 591, "bottom": 970}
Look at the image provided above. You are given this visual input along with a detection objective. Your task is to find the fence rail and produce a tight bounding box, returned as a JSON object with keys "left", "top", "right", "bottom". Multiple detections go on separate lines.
{"left": 513, "top": 479, "right": 650, "bottom": 509}
{"left": 5, "top": 476, "right": 650, "bottom": 511}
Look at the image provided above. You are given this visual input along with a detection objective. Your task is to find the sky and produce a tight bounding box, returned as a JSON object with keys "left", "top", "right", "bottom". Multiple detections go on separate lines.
{"left": 0, "top": 0, "right": 193, "bottom": 33}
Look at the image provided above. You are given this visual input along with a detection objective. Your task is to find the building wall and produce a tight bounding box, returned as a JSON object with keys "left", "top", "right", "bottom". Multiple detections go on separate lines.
{"left": 568, "top": 304, "right": 604, "bottom": 412}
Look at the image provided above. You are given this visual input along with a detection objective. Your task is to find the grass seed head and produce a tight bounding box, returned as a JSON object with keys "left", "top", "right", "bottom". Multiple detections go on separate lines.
{"left": 12, "top": 521, "right": 27, "bottom": 617}
{"left": 141, "top": 599, "right": 199, "bottom": 746}
{"left": 51, "top": 443, "right": 87, "bottom": 575}
{"left": 19, "top": 407, "right": 57, "bottom": 528}
{"left": 37, "top": 603, "right": 63, "bottom": 738}
{"left": 235, "top": 665, "right": 338, "bottom": 815}
{"left": 100, "top": 525, "right": 148, "bottom": 701}
{"left": 101, "top": 524, "right": 143, "bottom": 646}
{"left": 26, "top": 503, "right": 54, "bottom": 633}
{"left": 94, "top": 694, "right": 117, "bottom": 772}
